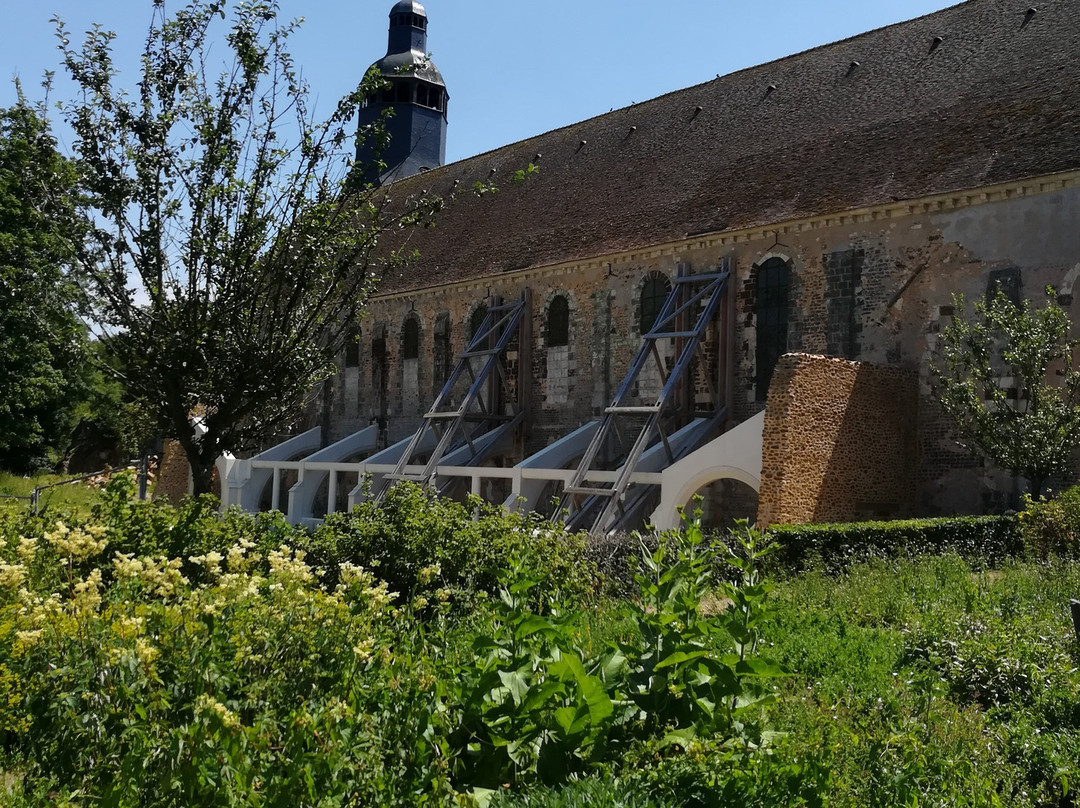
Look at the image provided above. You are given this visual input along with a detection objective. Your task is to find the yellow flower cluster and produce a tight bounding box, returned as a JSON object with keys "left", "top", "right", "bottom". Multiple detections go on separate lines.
{"left": 227, "top": 538, "right": 260, "bottom": 573}
{"left": 267, "top": 545, "right": 315, "bottom": 586}
{"left": 188, "top": 551, "right": 224, "bottom": 578}
{"left": 44, "top": 521, "right": 108, "bottom": 562}
{"left": 112, "top": 555, "right": 187, "bottom": 598}
{"left": 13, "top": 591, "right": 62, "bottom": 651}
{"left": 69, "top": 570, "right": 103, "bottom": 616}
{"left": 338, "top": 562, "right": 397, "bottom": 608}
{"left": 15, "top": 629, "right": 43, "bottom": 648}
{"left": 113, "top": 616, "right": 145, "bottom": 641}
{"left": 417, "top": 563, "right": 441, "bottom": 586}
{"left": 134, "top": 637, "right": 160, "bottom": 666}
{"left": 352, "top": 637, "right": 375, "bottom": 663}
{"left": 195, "top": 694, "right": 242, "bottom": 731}
{"left": 0, "top": 560, "right": 26, "bottom": 589}
{"left": 16, "top": 537, "right": 37, "bottom": 564}
{"left": 17, "top": 590, "right": 62, "bottom": 626}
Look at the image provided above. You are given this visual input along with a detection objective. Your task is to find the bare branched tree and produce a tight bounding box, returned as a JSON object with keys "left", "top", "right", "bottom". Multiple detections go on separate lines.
{"left": 56, "top": 0, "right": 437, "bottom": 493}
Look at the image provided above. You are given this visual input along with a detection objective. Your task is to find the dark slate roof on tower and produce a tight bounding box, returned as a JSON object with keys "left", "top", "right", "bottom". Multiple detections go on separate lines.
{"left": 391, "top": 0, "right": 426, "bottom": 14}
{"left": 372, "top": 52, "right": 446, "bottom": 86}
{"left": 374, "top": 0, "right": 444, "bottom": 86}
{"left": 372, "top": 0, "right": 1080, "bottom": 295}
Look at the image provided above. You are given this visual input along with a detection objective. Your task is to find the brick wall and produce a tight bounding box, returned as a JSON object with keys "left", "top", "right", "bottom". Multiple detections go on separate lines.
{"left": 758, "top": 354, "right": 918, "bottom": 526}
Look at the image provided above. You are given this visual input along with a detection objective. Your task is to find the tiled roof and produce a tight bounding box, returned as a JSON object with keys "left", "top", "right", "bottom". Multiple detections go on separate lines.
{"left": 373, "top": 0, "right": 1080, "bottom": 295}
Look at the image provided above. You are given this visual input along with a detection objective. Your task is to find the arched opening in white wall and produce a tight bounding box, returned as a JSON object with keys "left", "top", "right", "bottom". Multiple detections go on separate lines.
{"left": 685, "top": 477, "right": 759, "bottom": 532}
{"left": 312, "top": 470, "right": 361, "bottom": 518}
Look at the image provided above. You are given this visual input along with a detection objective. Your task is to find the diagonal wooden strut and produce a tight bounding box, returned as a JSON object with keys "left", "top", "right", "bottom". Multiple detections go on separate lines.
{"left": 375, "top": 291, "right": 530, "bottom": 500}
{"left": 557, "top": 262, "right": 731, "bottom": 535}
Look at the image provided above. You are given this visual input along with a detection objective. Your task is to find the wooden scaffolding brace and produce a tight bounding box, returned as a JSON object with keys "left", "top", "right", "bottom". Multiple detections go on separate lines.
{"left": 557, "top": 262, "right": 731, "bottom": 535}
{"left": 375, "top": 290, "right": 530, "bottom": 501}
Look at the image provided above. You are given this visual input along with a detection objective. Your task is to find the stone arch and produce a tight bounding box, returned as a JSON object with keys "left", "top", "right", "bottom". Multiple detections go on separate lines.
{"left": 653, "top": 468, "right": 760, "bottom": 532}
{"left": 400, "top": 310, "right": 423, "bottom": 359}
{"left": 684, "top": 475, "right": 760, "bottom": 531}
{"left": 650, "top": 410, "right": 765, "bottom": 531}
{"left": 544, "top": 293, "right": 571, "bottom": 348}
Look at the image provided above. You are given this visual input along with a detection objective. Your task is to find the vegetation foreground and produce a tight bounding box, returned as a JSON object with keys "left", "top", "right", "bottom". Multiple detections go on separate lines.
{"left": 0, "top": 479, "right": 1078, "bottom": 806}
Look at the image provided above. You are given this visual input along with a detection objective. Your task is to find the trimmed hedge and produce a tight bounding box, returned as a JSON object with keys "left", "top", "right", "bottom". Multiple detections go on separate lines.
{"left": 765, "top": 514, "right": 1022, "bottom": 573}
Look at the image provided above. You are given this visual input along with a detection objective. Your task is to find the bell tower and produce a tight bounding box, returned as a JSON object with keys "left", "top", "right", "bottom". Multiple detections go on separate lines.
{"left": 356, "top": 1, "right": 448, "bottom": 186}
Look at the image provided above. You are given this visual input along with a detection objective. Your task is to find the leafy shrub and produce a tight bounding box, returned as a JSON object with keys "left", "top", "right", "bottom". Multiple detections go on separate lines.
{"left": 0, "top": 515, "right": 454, "bottom": 805}
{"left": 437, "top": 516, "right": 792, "bottom": 802}
{"left": 1017, "top": 485, "right": 1080, "bottom": 559}
{"left": 303, "top": 482, "right": 596, "bottom": 609}
{"left": 766, "top": 515, "right": 1022, "bottom": 573}
{"left": 91, "top": 472, "right": 303, "bottom": 564}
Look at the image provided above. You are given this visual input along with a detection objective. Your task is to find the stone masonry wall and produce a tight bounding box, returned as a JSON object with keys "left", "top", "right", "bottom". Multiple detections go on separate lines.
{"left": 157, "top": 439, "right": 190, "bottom": 506}
{"left": 758, "top": 354, "right": 918, "bottom": 527}
{"left": 316, "top": 181, "right": 1080, "bottom": 520}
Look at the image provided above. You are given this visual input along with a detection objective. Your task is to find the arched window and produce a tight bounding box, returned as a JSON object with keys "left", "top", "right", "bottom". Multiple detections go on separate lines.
{"left": 547, "top": 296, "right": 570, "bottom": 348}
{"left": 402, "top": 316, "right": 420, "bottom": 360}
{"left": 639, "top": 275, "right": 672, "bottom": 335}
{"left": 469, "top": 304, "right": 488, "bottom": 345}
{"left": 755, "top": 257, "right": 790, "bottom": 400}
{"left": 344, "top": 325, "right": 361, "bottom": 368}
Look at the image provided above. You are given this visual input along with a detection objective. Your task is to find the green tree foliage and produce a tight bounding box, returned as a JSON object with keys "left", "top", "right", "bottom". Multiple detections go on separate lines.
{"left": 55, "top": 0, "right": 435, "bottom": 493}
{"left": 0, "top": 100, "right": 88, "bottom": 473}
{"left": 932, "top": 289, "right": 1080, "bottom": 496}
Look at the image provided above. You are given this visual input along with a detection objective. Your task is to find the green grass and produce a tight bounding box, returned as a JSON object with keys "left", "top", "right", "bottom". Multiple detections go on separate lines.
{"left": 767, "top": 554, "right": 1080, "bottom": 807}
{"left": 0, "top": 471, "right": 104, "bottom": 516}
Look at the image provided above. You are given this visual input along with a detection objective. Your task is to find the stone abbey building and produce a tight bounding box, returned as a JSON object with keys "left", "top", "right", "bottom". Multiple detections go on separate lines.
{"left": 222, "top": 0, "right": 1080, "bottom": 530}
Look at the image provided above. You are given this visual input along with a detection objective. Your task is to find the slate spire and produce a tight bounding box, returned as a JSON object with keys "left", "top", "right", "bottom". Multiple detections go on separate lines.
{"left": 356, "top": 1, "right": 449, "bottom": 186}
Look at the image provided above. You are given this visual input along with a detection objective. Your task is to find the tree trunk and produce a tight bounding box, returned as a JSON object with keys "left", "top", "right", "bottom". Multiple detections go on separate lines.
{"left": 174, "top": 424, "right": 217, "bottom": 499}
{"left": 190, "top": 459, "right": 215, "bottom": 497}
{"left": 1029, "top": 475, "right": 1046, "bottom": 501}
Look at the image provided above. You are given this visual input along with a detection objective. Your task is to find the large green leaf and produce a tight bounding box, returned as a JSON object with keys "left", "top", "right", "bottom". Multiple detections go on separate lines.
{"left": 654, "top": 649, "right": 708, "bottom": 671}
{"left": 498, "top": 670, "right": 529, "bottom": 707}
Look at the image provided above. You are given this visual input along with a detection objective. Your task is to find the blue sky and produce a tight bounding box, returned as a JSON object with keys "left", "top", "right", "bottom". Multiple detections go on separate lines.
{"left": 1, "top": 0, "right": 960, "bottom": 165}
